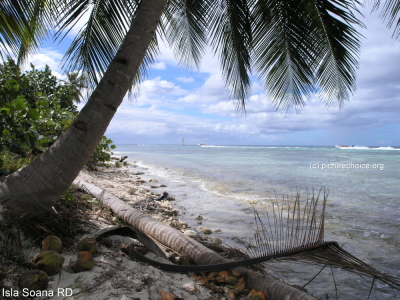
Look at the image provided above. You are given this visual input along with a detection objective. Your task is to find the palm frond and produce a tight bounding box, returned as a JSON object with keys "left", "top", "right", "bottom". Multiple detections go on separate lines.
{"left": 306, "top": 0, "right": 364, "bottom": 108}
{"left": 245, "top": 189, "right": 400, "bottom": 291}
{"left": 370, "top": 0, "right": 400, "bottom": 40}
{"left": 55, "top": 0, "right": 139, "bottom": 87}
{"left": 16, "top": 0, "right": 55, "bottom": 65}
{"left": 160, "top": 0, "right": 210, "bottom": 70}
{"left": 0, "top": 0, "right": 54, "bottom": 63}
{"left": 252, "top": 0, "right": 364, "bottom": 111}
{"left": 252, "top": 0, "right": 317, "bottom": 112}
{"left": 209, "top": 0, "right": 253, "bottom": 112}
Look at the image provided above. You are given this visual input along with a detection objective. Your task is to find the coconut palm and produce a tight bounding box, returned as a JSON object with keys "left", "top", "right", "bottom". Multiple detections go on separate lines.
{"left": 0, "top": 0, "right": 54, "bottom": 64}
{"left": 1, "top": 1, "right": 399, "bottom": 298}
{"left": 0, "top": 0, "right": 366, "bottom": 213}
{"left": 63, "top": 71, "right": 88, "bottom": 103}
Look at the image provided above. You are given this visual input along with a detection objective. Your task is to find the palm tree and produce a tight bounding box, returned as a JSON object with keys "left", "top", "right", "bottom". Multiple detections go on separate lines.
{"left": 63, "top": 71, "right": 88, "bottom": 103}
{"left": 0, "top": 0, "right": 366, "bottom": 213}
{"left": 0, "top": 1, "right": 398, "bottom": 298}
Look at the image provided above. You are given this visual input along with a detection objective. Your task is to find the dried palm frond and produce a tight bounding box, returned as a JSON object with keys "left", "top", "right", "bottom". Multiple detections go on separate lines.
{"left": 245, "top": 189, "right": 400, "bottom": 291}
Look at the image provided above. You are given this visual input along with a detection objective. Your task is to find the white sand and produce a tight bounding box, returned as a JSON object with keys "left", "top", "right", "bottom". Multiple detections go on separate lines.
{"left": 43, "top": 165, "right": 216, "bottom": 300}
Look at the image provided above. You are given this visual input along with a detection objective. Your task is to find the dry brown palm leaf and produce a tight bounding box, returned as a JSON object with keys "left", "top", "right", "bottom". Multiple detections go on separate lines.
{"left": 244, "top": 189, "right": 400, "bottom": 291}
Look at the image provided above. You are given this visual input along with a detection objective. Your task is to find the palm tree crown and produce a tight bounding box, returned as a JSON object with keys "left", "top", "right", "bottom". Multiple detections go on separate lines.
{"left": 4, "top": 0, "right": 391, "bottom": 112}
{"left": 63, "top": 71, "right": 87, "bottom": 103}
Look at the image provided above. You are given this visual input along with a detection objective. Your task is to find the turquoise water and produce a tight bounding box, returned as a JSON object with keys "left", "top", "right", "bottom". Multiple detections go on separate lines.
{"left": 115, "top": 145, "right": 400, "bottom": 299}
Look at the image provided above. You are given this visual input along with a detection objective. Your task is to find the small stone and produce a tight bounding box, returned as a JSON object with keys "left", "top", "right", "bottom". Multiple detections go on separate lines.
{"left": 183, "top": 230, "right": 198, "bottom": 237}
{"left": 225, "top": 277, "right": 238, "bottom": 286}
{"left": 33, "top": 251, "right": 65, "bottom": 276}
{"left": 199, "top": 226, "right": 213, "bottom": 234}
{"left": 166, "top": 195, "right": 175, "bottom": 201}
{"left": 76, "top": 238, "right": 97, "bottom": 254}
{"left": 181, "top": 281, "right": 197, "bottom": 294}
{"left": 18, "top": 270, "right": 49, "bottom": 291}
{"left": 41, "top": 236, "right": 62, "bottom": 253}
{"left": 127, "top": 188, "right": 137, "bottom": 195}
{"left": 70, "top": 251, "right": 95, "bottom": 273}
{"left": 209, "top": 237, "right": 222, "bottom": 244}
{"left": 178, "top": 255, "right": 193, "bottom": 266}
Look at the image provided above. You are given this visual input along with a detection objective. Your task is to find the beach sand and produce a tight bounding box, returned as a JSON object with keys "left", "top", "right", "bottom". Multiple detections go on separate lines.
{"left": 1, "top": 162, "right": 253, "bottom": 300}
{"left": 50, "top": 164, "right": 216, "bottom": 299}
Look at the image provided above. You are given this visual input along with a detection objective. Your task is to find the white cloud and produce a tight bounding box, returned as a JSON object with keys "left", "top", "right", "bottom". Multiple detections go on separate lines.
{"left": 150, "top": 62, "right": 167, "bottom": 70}
{"left": 24, "top": 48, "right": 64, "bottom": 72}
{"left": 178, "top": 74, "right": 228, "bottom": 105}
{"left": 176, "top": 76, "right": 195, "bottom": 83}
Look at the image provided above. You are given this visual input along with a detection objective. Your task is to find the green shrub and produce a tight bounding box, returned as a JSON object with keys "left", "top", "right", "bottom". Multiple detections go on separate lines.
{"left": 0, "top": 59, "right": 116, "bottom": 171}
{"left": 89, "top": 136, "right": 116, "bottom": 166}
{"left": 0, "top": 151, "right": 33, "bottom": 175}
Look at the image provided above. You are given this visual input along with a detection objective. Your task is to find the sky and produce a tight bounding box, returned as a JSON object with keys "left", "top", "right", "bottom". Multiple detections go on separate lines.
{"left": 22, "top": 4, "right": 400, "bottom": 146}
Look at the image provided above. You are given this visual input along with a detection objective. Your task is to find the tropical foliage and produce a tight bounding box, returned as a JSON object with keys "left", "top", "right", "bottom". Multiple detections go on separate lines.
{"left": 0, "top": 59, "right": 114, "bottom": 174}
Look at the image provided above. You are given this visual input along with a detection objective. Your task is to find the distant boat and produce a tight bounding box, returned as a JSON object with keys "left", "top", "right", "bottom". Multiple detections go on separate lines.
{"left": 182, "top": 138, "right": 185, "bottom": 145}
{"left": 198, "top": 144, "right": 206, "bottom": 147}
{"left": 335, "top": 145, "right": 369, "bottom": 150}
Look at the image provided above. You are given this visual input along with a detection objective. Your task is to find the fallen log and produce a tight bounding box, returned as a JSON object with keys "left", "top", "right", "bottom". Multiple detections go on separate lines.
{"left": 73, "top": 178, "right": 316, "bottom": 300}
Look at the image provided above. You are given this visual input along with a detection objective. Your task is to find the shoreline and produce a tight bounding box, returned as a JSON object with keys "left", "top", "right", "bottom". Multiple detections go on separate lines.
{"left": 5, "top": 161, "right": 261, "bottom": 300}
{"left": 0, "top": 161, "right": 258, "bottom": 300}
{"left": 108, "top": 151, "right": 400, "bottom": 300}
{"left": 2, "top": 154, "right": 399, "bottom": 299}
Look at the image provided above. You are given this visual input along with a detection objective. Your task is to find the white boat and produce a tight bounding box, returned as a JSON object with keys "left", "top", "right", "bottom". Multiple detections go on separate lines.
{"left": 335, "top": 145, "right": 369, "bottom": 150}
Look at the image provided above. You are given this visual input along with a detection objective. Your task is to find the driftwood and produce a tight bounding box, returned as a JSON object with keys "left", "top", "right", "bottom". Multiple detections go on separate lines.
{"left": 110, "top": 155, "right": 128, "bottom": 162}
{"left": 73, "top": 179, "right": 317, "bottom": 300}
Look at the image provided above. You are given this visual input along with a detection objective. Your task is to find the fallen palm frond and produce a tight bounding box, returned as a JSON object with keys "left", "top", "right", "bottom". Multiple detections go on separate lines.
{"left": 245, "top": 189, "right": 400, "bottom": 291}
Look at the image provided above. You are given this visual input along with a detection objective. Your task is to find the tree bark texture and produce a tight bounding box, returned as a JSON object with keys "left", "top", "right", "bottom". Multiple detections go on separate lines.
{"left": 74, "top": 179, "right": 317, "bottom": 300}
{"left": 0, "top": 0, "right": 168, "bottom": 214}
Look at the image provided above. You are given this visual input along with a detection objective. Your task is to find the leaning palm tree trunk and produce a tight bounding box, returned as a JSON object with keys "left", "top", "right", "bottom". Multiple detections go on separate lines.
{"left": 74, "top": 179, "right": 316, "bottom": 300}
{"left": 0, "top": 0, "right": 168, "bottom": 215}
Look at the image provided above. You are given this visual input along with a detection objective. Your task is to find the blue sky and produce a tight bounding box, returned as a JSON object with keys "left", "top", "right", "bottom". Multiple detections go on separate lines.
{"left": 21, "top": 4, "right": 400, "bottom": 146}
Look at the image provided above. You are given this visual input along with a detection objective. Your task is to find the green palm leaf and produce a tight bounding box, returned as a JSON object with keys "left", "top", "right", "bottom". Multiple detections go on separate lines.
{"left": 252, "top": 0, "right": 363, "bottom": 111}
{"left": 252, "top": 0, "right": 317, "bottom": 111}
{"left": 55, "top": 0, "right": 139, "bottom": 87}
{"left": 209, "top": 0, "right": 253, "bottom": 111}
{"left": 161, "top": 0, "right": 210, "bottom": 69}
{"left": 308, "top": 0, "right": 364, "bottom": 108}
{"left": 0, "top": 0, "right": 54, "bottom": 64}
{"left": 370, "top": 0, "right": 400, "bottom": 39}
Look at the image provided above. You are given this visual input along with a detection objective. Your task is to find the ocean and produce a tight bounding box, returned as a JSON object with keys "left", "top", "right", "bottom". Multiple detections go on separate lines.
{"left": 114, "top": 144, "right": 400, "bottom": 299}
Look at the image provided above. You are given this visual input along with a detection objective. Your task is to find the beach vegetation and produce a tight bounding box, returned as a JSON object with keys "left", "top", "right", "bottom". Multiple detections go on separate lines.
{"left": 0, "top": 151, "right": 33, "bottom": 175}
{"left": 0, "top": 59, "right": 115, "bottom": 175}
{"left": 89, "top": 136, "right": 116, "bottom": 167}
